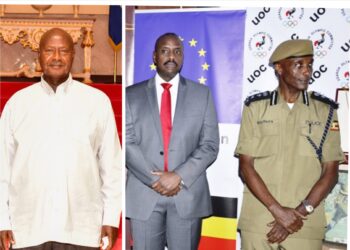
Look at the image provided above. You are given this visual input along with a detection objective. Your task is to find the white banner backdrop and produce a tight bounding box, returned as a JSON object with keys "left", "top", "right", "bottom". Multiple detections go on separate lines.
{"left": 243, "top": 7, "right": 349, "bottom": 97}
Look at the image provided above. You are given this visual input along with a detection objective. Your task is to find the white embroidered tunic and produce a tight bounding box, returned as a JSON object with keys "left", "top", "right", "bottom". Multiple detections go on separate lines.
{"left": 0, "top": 75, "right": 122, "bottom": 248}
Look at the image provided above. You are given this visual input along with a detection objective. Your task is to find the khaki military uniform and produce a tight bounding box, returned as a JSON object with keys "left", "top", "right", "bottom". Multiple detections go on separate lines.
{"left": 235, "top": 88, "right": 344, "bottom": 249}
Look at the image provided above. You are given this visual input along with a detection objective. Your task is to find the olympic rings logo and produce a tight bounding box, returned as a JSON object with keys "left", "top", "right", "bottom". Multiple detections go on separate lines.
{"left": 253, "top": 51, "right": 267, "bottom": 58}
{"left": 283, "top": 20, "right": 298, "bottom": 28}
{"left": 315, "top": 50, "right": 327, "bottom": 58}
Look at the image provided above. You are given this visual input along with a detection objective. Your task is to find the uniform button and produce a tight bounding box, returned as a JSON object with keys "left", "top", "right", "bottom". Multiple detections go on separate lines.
{"left": 160, "top": 151, "right": 164, "bottom": 155}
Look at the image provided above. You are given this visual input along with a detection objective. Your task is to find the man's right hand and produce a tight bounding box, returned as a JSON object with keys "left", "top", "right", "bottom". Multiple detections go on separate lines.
{"left": 0, "top": 230, "right": 15, "bottom": 250}
{"left": 151, "top": 171, "right": 182, "bottom": 196}
{"left": 268, "top": 204, "right": 306, "bottom": 233}
{"left": 266, "top": 221, "right": 289, "bottom": 243}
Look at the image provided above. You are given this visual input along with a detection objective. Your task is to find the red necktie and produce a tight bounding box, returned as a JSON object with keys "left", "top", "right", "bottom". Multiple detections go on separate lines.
{"left": 160, "top": 83, "right": 172, "bottom": 172}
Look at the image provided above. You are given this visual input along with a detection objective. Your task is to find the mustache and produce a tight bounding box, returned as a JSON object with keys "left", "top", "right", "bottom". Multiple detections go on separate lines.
{"left": 49, "top": 61, "right": 64, "bottom": 66}
{"left": 164, "top": 60, "right": 177, "bottom": 67}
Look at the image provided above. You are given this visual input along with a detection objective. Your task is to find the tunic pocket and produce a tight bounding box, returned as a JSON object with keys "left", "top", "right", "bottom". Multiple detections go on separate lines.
{"left": 254, "top": 121, "right": 279, "bottom": 157}
{"left": 298, "top": 124, "right": 323, "bottom": 158}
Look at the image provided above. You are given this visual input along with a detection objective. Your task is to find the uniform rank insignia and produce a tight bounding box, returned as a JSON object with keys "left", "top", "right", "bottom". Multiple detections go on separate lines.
{"left": 311, "top": 91, "right": 339, "bottom": 109}
{"left": 330, "top": 120, "right": 340, "bottom": 131}
{"left": 244, "top": 91, "right": 271, "bottom": 106}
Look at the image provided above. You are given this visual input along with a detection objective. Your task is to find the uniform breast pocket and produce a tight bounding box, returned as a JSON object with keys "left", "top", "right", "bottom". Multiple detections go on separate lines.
{"left": 298, "top": 124, "right": 323, "bottom": 157}
{"left": 254, "top": 121, "right": 279, "bottom": 157}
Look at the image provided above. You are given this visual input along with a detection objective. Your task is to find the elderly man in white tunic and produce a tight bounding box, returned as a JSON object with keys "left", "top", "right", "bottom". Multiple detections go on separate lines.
{"left": 0, "top": 28, "right": 122, "bottom": 250}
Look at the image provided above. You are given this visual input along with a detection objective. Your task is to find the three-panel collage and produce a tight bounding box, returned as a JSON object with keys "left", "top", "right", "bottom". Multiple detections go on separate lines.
{"left": 0, "top": 1, "right": 349, "bottom": 250}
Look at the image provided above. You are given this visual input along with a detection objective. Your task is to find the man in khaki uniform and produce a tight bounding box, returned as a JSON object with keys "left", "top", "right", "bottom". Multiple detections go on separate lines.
{"left": 235, "top": 39, "right": 344, "bottom": 250}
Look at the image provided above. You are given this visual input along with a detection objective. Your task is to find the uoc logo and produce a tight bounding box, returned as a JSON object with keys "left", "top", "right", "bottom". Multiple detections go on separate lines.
{"left": 308, "top": 29, "right": 334, "bottom": 58}
{"left": 341, "top": 9, "right": 350, "bottom": 23}
{"left": 336, "top": 60, "right": 349, "bottom": 88}
{"left": 278, "top": 8, "right": 304, "bottom": 28}
{"left": 248, "top": 32, "right": 273, "bottom": 58}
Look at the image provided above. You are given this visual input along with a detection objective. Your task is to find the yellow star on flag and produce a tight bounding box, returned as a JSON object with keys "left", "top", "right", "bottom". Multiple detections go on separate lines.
{"left": 189, "top": 38, "right": 198, "bottom": 47}
{"left": 201, "top": 62, "right": 210, "bottom": 71}
{"left": 150, "top": 63, "right": 156, "bottom": 71}
{"left": 198, "top": 76, "right": 207, "bottom": 84}
{"left": 179, "top": 36, "right": 184, "bottom": 42}
{"left": 198, "top": 48, "right": 207, "bottom": 57}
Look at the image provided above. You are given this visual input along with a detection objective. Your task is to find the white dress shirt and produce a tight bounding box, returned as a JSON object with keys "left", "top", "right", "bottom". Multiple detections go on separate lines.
{"left": 0, "top": 75, "right": 122, "bottom": 248}
{"left": 155, "top": 73, "right": 179, "bottom": 123}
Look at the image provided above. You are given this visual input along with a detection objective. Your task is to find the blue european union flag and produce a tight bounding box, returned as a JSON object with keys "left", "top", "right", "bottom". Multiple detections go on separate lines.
{"left": 134, "top": 9, "right": 246, "bottom": 124}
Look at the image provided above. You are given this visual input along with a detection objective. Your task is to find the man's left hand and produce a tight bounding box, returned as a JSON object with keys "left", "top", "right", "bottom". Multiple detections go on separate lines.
{"left": 151, "top": 171, "right": 182, "bottom": 196}
{"left": 266, "top": 221, "right": 289, "bottom": 243}
{"left": 268, "top": 205, "right": 306, "bottom": 233}
{"left": 100, "top": 226, "right": 118, "bottom": 250}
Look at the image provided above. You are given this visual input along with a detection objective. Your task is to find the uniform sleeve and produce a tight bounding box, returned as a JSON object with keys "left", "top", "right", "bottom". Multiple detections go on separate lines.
{"left": 234, "top": 105, "right": 256, "bottom": 157}
{"left": 97, "top": 96, "right": 122, "bottom": 228}
{"left": 322, "top": 110, "right": 345, "bottom": 163}
{"left": 0, "top": 102, "right": 15, "bottom": 230}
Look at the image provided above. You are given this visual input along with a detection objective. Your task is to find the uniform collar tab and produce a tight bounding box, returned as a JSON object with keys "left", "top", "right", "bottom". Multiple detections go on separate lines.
{"left": 270, "top": 90, "right": 278, "bottom": 106}
{"left": 302, "top": 90, "right": 309, "bottom": 106}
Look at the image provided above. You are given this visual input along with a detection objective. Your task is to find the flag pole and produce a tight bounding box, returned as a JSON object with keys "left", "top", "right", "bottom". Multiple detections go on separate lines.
{"left": 114, "top": 49, "right": 117, "bottom": 83}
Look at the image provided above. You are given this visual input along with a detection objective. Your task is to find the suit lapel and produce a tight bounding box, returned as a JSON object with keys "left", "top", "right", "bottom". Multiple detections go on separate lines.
{"left": 146, "top": 78, "right": 163, "bottom": 145}
{"left": 171, "top": 76, "right": 187, "bottom": 142}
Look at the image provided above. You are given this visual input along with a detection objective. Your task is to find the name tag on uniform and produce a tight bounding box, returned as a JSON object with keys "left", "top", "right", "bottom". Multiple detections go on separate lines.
{"left": 257, "top": 120, "right": 273, "bottom": 125}
{"left": 305, "top": 120, "right": 321, "bottom": 126}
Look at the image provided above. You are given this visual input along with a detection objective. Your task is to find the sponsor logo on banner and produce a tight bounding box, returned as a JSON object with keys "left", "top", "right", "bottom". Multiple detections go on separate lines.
{"left": 251, "top": 7, "right": 271, "bottom": 26}
{"left": 336, "top": 60, "right": 350, "bottom": 88}
{"left": 309, "top": 64, "right": 328, "bottom": 84}
{"left": 247, "top": 64, "right": 268, "bottom": 83}
{"left": 309, "top": 8, "right": 326, "bottom": 22}
{"left": 341, "top": 39, "right": 350, "bottom": 52}
{"left": 278, "top": 8, "right": 304, "bottom": 28}
{"left": 248, "top": 32, "right": 273, "bottom": 58}
{"left": 308, "top": 29, "right": 334, "bottom": 58}
{"left": 341, "top": 9, "right": 350, "bottom": 23}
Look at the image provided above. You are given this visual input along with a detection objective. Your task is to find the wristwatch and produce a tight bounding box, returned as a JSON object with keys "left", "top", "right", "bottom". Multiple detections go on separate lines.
{"left": 302, "top": 200, "right": 314, "bottom": 214}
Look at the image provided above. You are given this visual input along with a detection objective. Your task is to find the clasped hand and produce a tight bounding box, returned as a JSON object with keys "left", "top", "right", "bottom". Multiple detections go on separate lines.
{"left": 151, "top": 171, "right": 182, "bottom": 196}
{"left": 266, "top": 205, "right": 307, "bottom": 243}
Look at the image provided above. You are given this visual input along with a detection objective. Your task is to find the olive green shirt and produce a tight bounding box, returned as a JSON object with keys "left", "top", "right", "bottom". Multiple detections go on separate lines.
{"left": 235, "top": 88, "right": 344, "bottom": 239}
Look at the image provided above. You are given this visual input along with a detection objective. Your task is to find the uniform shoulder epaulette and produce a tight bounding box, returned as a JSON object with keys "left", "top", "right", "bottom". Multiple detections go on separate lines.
{"left": 311, "top": 91, "right": 339, "bottom": 109}
{"left": 244, "top": 91, "right": 271, "bottom": 106}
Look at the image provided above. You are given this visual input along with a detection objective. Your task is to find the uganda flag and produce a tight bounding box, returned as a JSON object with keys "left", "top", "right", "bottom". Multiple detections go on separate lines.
{"left": 199, "top": 196, "right": 238, "bottom": 250}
